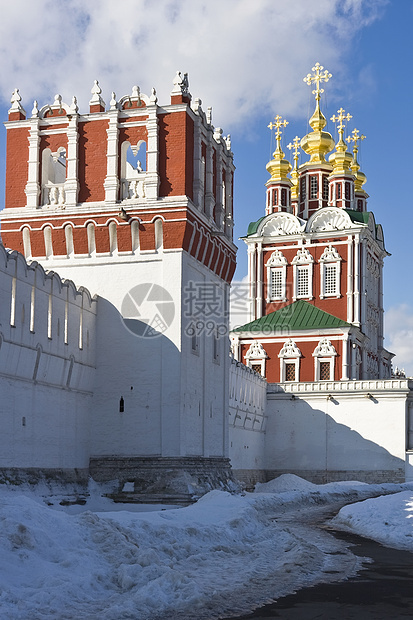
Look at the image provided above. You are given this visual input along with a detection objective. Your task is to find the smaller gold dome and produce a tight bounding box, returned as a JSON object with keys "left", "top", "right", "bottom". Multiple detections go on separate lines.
{"left": 300, "top": 103, "right": 335, "bottom": 164}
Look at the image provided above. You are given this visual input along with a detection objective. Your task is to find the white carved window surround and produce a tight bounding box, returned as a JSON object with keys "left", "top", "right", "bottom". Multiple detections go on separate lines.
{"left": 278, "top": 338, "right": 301, "bottom": 382}
{"left": 42, "top": 147, "right": 67, "bottom": 207}
{"left": 266, "top": 249, "right": 287, "bottom": 302}
{"left": 313, "top": 338, "right": 337, "bottom": 381}
{"left": 245, "top": 341, "right": 268, "bottom": 377}
{"left": 120, "top": 141, "right": 147, "bottom": 201}
{"left": 292, "top": 247, "right": 313, "bottom": 301}
{"left": 319, "top": 245, "right": 341, "bottom": 299}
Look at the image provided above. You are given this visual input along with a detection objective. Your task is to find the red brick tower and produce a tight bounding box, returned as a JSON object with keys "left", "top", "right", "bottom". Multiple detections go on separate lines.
{"left": 1, "top": 75, "right": 235, "bottom": 283}
{"left": 1, "top": 73, "right": 238, "bottom": 494}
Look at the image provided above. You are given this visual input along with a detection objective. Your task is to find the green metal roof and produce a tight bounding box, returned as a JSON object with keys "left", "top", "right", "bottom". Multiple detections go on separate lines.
{"left": 246, "top": 216, "right": 265, "bottom": 237}
{"left": 233, "top": 300, "right": 351, "bottom": 333}
{"left": 344, "top": 209, "right": 370, "bottom": 225}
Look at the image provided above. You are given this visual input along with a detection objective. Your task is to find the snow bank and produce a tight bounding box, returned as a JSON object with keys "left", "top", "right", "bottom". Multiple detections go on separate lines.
{"left": 255, "top": 473, "right": 316, "bottom": 493}
{"left": 331, "top": 490, "right": 413, "bottom": 551}
{"left": 1, "top": 478, "right": 413, "bottom": 619}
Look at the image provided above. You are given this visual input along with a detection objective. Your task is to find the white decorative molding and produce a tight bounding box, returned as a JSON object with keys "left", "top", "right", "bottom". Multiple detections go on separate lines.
{"left": 9, "top": 88, "right": 26, "bottom": 116}
{"left": 246, "top": 341, "right": 268, "bottom": 360}
{"left": 319, "top": 244, "right": 342, "bottom": 262}
{"left": 292, "top": 247, "right": 314, "bottom": 265}
{"left": 266, "top": 249, "right": 287, "bottom": 267}
{"left": 313, "top": 338, "right": 337, "bottom": 357}
{"left": 308, "top": 207, "right": 354, "bottom": 233}
{"left": 278, "top": 339, "right": 301, "bottom": 358}
{"left": 259, "top": 213, "right": 304, "bottom": 237}
{"left": 89, "top": 80, "right": 105, "bottom": 108}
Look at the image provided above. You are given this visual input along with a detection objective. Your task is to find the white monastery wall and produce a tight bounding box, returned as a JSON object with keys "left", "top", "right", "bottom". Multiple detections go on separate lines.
{"left": 228, "top": 357, "right": 267, "bottom": 485}
{"left": 0, "top": 246, "right": 96, "bottom": 472}
{"left": 181, "top": 256, "right": 230, "bottom": 459}
{"left": 42, "top": 248, "right": 231, "bottom": 461}
{"left": 265, "top": 380, "right": 412, "bottom": 483}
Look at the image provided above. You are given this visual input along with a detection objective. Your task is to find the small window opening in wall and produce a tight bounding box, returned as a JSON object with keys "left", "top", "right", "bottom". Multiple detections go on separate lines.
{"left": 126, "top": 142, "right": 147, "bottom": 171}
{"left": 285, "top": 363, "right": 296, "bottom": 382}
{"left": 320, "top": 361, "right": 331, "bottom": 381}
{"left": 119, "top": 396, "right": 125, "bottom": 413}
{"left": 22, "top": 417, "right": 26, "bottom": 427}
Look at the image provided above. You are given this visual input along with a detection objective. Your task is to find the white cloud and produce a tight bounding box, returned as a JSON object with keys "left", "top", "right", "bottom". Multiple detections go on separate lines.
{"left": 0, "top": 0, "right": 387, "bottom": 130}
{"left": 385, "top": 304, "right": 413, "bottom": 377}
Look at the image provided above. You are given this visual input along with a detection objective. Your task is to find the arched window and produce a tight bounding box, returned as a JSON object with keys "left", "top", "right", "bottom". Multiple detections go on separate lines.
{"left": 109, "top": 221, "right": 118, "bottom": 255}
{"left": 87, "top": 223, "right": 96, "bottom": 256}
{"left": 154, "top": 218, "right": 163, "bottom": 251}
{"left": 131, "top": 220, "right": 140, "bottom": 253}
{"left": 22, "top": 227, "right": 32, "bottom": 259}
{"left": 65, "top": 225, "right": 74, "bottom": 257}
{"left": 44, "top": 226, "right": 53, "bottom": 258}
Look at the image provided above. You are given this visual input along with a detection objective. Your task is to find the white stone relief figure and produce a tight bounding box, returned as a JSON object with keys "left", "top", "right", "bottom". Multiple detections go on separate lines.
{"left": 121, "top": 142, "right": 147, "bottom": 200}
{"left": 42, "top": 147, "right": 66, "bottom": 206}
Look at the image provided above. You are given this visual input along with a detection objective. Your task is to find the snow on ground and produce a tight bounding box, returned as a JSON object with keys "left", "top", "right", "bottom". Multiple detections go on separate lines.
{"left": 0, "top": 477, "right": 413, "bottom": 620}
{"left": 331, "top": 490, "right": 413, "bottom": 551}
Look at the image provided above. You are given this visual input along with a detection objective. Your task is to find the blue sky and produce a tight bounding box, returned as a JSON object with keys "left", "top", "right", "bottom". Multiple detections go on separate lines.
{"left": 0, "top": 0, "right": 411, "bottom": 373}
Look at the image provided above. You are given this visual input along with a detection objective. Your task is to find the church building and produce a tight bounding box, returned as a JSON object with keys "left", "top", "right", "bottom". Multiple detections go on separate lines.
{"left": 231, "top": 63, "right": 392, "bottom": 384}
{"left": 0, "top": 65, "right": 412, "bottom": 495}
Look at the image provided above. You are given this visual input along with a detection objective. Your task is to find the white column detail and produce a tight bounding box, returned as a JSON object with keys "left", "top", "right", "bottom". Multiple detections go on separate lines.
{"left": 192, "top": 111, "right": 203, "bottom": 209}
{"left": 256, "top": 241, "right": 263, "bottom": 318}
{"left": 65, "top": 115, "right": 79, "bottom": 206}
{"left": 25, "top": 118, "right": 41, "bottom": 208}
{"left": 353, "top": 235, "right": 360, "bottom": 326}
{"left": 205, "top": 141, "right": 214, "bottom": 219}
{"left": 346, "top": 235, "right": 353, "bottom": 323}
{"left": 248, "top": 243, "right": 256, "bottom": 321}
{"left": 104, "top": 109, "right": 119, "bottom": 203}
{"left": 341, "top": 334, "right": 349, "bottom": 380}
{"left": 145, "top": 104, "right": 159, "bottom": 200}
{"left": 361, "top": 238, "right": 367, "bottom": 331}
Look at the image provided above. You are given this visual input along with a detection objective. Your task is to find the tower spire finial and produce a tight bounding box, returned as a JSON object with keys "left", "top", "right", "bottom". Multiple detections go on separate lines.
{"left": 331, "top": 107, "right": 352, "bottom": 151}
{"left": 347, "top": 128, "right": 367, "bottom": 190}
{"left": 303, "top": 62, "right": 332, "bottom": 103}
{"left": 268, "top": 114, "right": 288, "bottom": 158}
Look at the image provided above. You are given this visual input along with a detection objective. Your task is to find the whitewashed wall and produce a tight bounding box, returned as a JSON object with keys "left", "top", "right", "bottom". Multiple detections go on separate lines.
{"left": 43, "top": 247, "right": 231, "bottom": 460}
{"left": 228, "top": 357, "right": 267, "bottom": 484}
{"left": 0, "top": 247, "right": 96, "bottom": 470}
{"left": 265, "top": 380, "right": 412, "bottom": 483}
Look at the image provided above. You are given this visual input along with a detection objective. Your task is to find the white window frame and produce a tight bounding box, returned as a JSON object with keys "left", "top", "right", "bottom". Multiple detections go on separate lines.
{"left": 313, "top": 338, "right": 337, "bottom": 381}
{"left": 319, "top": 245, "right": 341, "bottom": 299}
{"left": 266, "top": 250, "right": 287, "bottom": 302}
{"left": 245, "top": 341, "right": 268, "bottom": 377}
{"left": 278, "top": 338, "right": 301, "bottom": 382}
{"left": 292, "top": 247, "right": 313, "bottom": 301}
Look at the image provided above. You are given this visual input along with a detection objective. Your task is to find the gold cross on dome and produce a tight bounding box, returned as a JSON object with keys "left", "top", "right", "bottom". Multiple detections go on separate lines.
{"left": 287, "top": 136, "right": 301, "bottom": 158}
{"left": 303, "top": 62, "right": 332, "bottom": 101}
{"left": 268, "top": 114, "right": 288, "bottom": 140}
{"left": 331, "top": 107, "right": 352, "bottom": 135}
{"left": 347, "top": 127, "right": 366, "bottom": 151}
